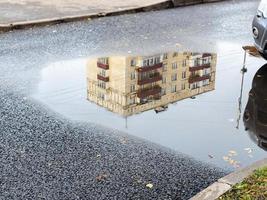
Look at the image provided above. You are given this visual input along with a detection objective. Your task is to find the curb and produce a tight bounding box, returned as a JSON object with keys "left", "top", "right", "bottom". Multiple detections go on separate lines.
{"left": 0, "top": 0, "right": 225, "bottom": 33}
{"left": 190, "top": 158, "right": 267, "bottom": 200}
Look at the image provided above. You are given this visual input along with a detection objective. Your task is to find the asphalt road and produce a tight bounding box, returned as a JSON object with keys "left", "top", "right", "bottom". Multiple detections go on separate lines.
{"left": 0, "top": 0, "right": 261, "bottom": 199}
{"left": 0, "top": 0, "right": 260, "bottom": 91}
{"left": 0, "top": 88, "right": 226, "bottom": 199}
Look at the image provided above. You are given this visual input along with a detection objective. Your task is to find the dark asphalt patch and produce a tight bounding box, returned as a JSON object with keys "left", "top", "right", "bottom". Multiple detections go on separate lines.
{"left": 0, "top": 88, "right": 227, "bottom": 199}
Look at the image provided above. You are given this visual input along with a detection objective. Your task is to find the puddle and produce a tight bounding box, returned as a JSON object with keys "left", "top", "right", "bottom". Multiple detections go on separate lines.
{"left": 32, "top": 46, "right": 267, "bottom": 170}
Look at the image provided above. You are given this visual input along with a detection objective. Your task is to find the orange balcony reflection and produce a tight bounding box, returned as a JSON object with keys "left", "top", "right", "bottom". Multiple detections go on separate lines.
{"left": 97, "top": 74, "right": 109, "bottom": 82}
{"left": 97, "top": 62, "right": 109, "bottom": 70}
{"left": 189, "top": 64, "right": 210, "bottom": 72}
{"left": 137, "top": 85, "right": 161, "bottom": 99}
{"left": 189, "top": 74, "right": 210, "bottom": 84}
{"left": 136, "top": 63, "right": 163, "bottom": 72}
{"left": 138, "top": 73, "right": 162, "bottom": 85}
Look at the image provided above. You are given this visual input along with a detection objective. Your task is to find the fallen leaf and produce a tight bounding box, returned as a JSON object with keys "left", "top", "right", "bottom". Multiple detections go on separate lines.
{"left": 146, "top": 183, "right": 153, "bottom": 189}
{"left": 229, "top": 150, "right": 237, "bottom": 154}
{"left": 119, "top": 137, "right": 128, "bottom": 144}
{"left": 96, "top": 173, "right": 108, "bottom": 181}
{"left": 228, "top": 150, "right": 237, "bottom": 156}
{"left": 223, "top": 156, "right": 230, "bottom": 161}
{"left": 229, "top": 159, "right": 235, "bottom": 165}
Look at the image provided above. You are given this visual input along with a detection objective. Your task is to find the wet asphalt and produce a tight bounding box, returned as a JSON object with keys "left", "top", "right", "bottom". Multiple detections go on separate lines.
{"left": 0, "top": 87, "right": 226, "bottom": 199}
{"left": 0, "top": 0, "right": 260, "bottom": 199}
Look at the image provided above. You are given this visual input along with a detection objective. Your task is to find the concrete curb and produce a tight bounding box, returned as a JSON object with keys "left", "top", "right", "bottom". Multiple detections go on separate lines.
{"left": 190, "top": 158, "right": 267, "bottom": 200}
{"left": 0, "top": 0, "right": 225, "bottom": 33}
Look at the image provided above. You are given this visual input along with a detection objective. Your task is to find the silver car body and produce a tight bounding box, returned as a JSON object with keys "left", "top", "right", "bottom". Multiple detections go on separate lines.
{"left": 252, "top": 0, "right": 267, "bottom": 53}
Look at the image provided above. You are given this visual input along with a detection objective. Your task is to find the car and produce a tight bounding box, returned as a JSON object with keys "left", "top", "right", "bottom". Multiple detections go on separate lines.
{"left": 252, "top": 0, "right": 267, "bottom": 59}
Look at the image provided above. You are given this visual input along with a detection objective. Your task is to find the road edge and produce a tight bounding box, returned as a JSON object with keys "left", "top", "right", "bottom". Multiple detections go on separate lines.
{"left": 189, "top": 158, "right": 267, "bottom": 200}
{"left": 0, "top": 0, "right": 225, "bottom": 33}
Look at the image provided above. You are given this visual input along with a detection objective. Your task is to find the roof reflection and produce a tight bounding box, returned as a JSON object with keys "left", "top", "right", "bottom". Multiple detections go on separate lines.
{"left": 86, "top": 52, "right": 217, "bottom": 117}
{"left": 244, "top": 64, "right": 267, "bottom": 151}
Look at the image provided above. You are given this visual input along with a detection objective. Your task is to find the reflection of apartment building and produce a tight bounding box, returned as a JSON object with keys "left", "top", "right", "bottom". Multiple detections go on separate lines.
{"left": 86, "top": 52, "right": 217, "bottom": 117}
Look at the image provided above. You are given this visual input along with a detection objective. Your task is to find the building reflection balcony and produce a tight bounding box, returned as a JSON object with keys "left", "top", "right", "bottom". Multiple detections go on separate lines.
{"left": 189, "top": 64, "right": 210, "bottom": 72}
{"left": 137, "top": 72, "right": 162, "bottom": 85}
{"left": 189, "top": 74, "right": 210, "bottom": 84}
{"left": 97, "top": 74, "right": 109, "bottom": 82}
{"left": 136, "top": 63, "right": 163, "bottom": 72}
{"left": 87, "top": 51, "right": 216, "bottom": 117}
{"left": 137, "top": 85, "right": 161, "bottom": 99}
{"left": 97, "top": 62, "right": 109, "bottom": 70}
{"left": 202, "top": 53, "right": 212, "bottom": 58}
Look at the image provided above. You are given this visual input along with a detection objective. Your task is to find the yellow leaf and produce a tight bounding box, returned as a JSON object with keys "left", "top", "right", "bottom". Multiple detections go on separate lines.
{"left": 228, "top": 150, "right": 238, "bottom": 156}
{"left": 229, "top": 159, "right": 235, "bottom": 165}
{"left": 223, "top": 156, "right": 229, "bottom": 161}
